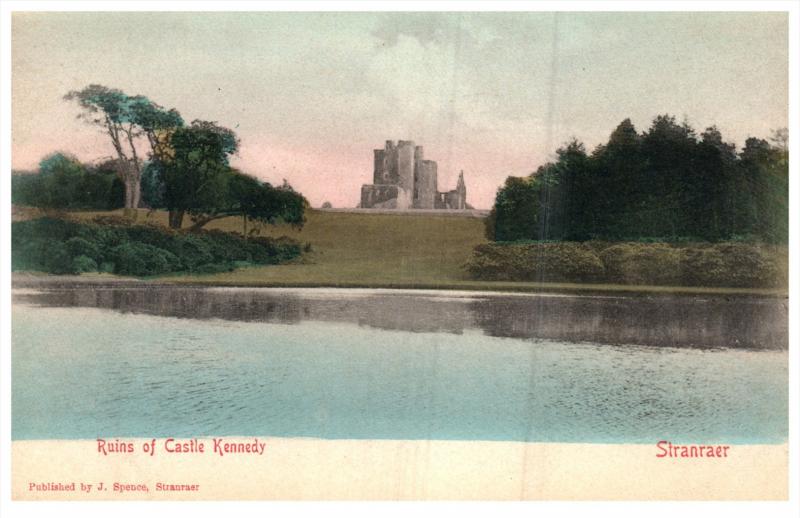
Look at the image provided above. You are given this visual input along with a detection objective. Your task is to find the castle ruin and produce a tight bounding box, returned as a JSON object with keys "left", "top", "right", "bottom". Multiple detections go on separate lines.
{"left": 360, "top": 140, "right": 468, "bottom": 210}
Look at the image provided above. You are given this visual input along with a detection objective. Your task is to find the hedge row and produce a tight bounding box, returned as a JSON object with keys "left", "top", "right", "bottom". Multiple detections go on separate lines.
{"left": 12, "top": 217, "right": 302, "bottom": 276}
{"left": 464, "top": 241, "right": 786, "bottom": 288}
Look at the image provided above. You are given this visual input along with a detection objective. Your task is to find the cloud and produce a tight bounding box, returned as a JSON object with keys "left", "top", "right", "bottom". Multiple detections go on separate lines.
{"left": 11, "top": 12, "right": 789, "bottom": 209}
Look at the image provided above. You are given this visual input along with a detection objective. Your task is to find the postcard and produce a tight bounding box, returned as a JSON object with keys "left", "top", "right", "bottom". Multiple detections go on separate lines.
{"left": 1, "top": 2, "right": 797, "bottom": 512}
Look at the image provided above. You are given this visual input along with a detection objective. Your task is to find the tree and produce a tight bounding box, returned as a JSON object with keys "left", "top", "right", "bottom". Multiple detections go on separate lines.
{"left": 163, "top": 120, "right": 239, "bottom": 229}
{"left": 486, "top": 176, "right": 538, "bottom": 241}
{"left": 38, "top": 152, "right": 84, "bottom": 177}
{"left": 484, "top": 115, "right": 788, "bottom": 244}
{"left": 740, "top": 136, "right": 788, "bottom": 243}
{"left": 695, "top": 126, "right": 739, "bottom": 240}
{"left": 542, "top": 139, "right": 590, "bottom": 240}
{"left": 140, "top": 161, "right": 167, "bottom": 209}
{"left": 226, "top": 173, "right": 307, "bottom": 236}
{"left": 64, "top": 85, "right": 183, "bottom": 214}
{"left": 11, "top": 152, "right": 124, "bottom": 211}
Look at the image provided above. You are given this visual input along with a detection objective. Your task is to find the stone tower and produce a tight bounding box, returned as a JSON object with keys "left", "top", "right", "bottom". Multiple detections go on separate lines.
{"left": 361, "top": 140, "right": 467, "bottom": 210}
{"left": 455, "top": 170, "right": 466, "bottom": 209}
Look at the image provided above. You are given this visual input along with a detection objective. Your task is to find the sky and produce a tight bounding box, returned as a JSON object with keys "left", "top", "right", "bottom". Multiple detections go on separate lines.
{"left": 11, "top": 11, "right": 788, "bottom": 209}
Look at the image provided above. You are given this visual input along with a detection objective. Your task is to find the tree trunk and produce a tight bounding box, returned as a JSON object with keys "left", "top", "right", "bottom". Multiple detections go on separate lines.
{"left": 168, "top": 209, "right": 185, "bottom": 229}
{"left": 123, "top": 174, "right": 137, "bottom": 220}
{"left": 124, "top": 176, "right": 135, "bottom": 209}
{"left": 188, "top": 217, "right": 214, "bottom": 232}
{"left": 188, "top": 213, "right": 232, "bottom": 232}
{"left": 121, "top": 160, "right": 141, "bottom": 213}
{"left": 132, "top": 176, "right": 142, "bottom": 209}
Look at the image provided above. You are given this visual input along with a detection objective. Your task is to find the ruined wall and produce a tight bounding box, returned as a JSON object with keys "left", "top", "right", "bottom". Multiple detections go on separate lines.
{"left": 444, "top": 190, "right": 463, "bottom": 209}
{"left": 373, "top": 149, "right": 387, "bottom": 184}
{"left": 373, "top": 141, "right": 399, "bottom": 185}
{"left": 455, "top": 171, "right": 467, "bottom": 209}
{"left": 361, "top": 184, "right": 400, "bottom": 209}
{"left": 434, "top": 172, "right": 467, "bottom": 209}
{"left": 413, "top": 160, "right": 438, "bottom": 209}
{"left": 364, "top": 140, "right": 467, "bottom": 211}
{"left": 396, "top": 140, "right": 415, "bottom": 193}
{"left": 395, "top": 186, "right": 412, "bottom": 210}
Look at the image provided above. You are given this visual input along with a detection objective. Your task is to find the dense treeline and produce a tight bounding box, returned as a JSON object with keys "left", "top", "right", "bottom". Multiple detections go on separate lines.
{"left": 486, "top": 116, "right": 788, "bottom": 243}
{"left": 12, "top": 217, "right": 302, "bottom": 276}
{"left": 12, "top": 153, "right": 124, "bottom": 210}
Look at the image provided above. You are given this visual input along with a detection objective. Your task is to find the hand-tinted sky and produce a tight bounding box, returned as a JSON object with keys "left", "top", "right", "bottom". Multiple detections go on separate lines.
{"left": 12, "top": 11, "right": 788, "bottom": 208}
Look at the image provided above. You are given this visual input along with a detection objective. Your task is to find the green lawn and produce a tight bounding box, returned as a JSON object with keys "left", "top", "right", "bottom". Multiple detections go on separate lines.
{"left": 183, "top": 209, "right": 486, "bottom": 287}
{"left": 59, "top": 208, "right": 787, "bottom": 297}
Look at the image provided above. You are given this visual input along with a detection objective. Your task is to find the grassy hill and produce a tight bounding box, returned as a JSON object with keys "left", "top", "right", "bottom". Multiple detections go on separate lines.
{"left": 63, "top": 208, "right": 488, "bottom": 288}
{"left": 47, "top": 208, "right": 784, "bottom": 296}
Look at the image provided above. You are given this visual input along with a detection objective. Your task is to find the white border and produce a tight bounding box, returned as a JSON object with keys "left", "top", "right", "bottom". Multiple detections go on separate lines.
{"left": 1, "top": 2, "right": 798, "bottom": 518}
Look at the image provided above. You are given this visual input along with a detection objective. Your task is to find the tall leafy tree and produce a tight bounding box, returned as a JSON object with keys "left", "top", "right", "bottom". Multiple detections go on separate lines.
{"left": 64, "top": 85, "right": 183, "bottom": 212}
{"left": 486, "top": 176, "right": 538, "bottom": 241}
{"left": 163, "top": 120, "right": 238, "bottom": 229}
{"left": 162, "top": 120, "right": 307, "bottom": 232}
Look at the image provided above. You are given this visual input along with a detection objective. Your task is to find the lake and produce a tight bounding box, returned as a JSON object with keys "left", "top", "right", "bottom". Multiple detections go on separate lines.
{"left": 11, "top": 284, "right": 788, "bottom": 443}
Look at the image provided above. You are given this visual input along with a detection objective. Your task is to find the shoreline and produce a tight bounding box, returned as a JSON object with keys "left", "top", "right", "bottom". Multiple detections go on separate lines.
{"left": 12, "top": 438, "right": 788, "bottom": 500}
{"left": 10, "top": 272, "right": 789, "bottom": 299}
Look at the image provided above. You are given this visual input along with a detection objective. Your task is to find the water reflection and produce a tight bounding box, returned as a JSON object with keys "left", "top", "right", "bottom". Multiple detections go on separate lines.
{"left": 12, "top": 281, "right": 787, "bottom": 350}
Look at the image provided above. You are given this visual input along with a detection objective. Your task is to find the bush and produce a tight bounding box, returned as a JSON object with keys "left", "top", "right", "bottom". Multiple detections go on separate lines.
{"left": 110, "top": 242, "right": 181, "bottom": 276}
{"left": 65, "top": 237, "right": 101, "bottom": 262}
{"left": 465, "top": 240, "right": 785, "bottom": 288}
{"left": 168, "top": 234, "right": 215, "bottom": 271}
{"left": 11, "top": 216, "right": 304, "bottom": 277}
{"left": 12, "top": 217, "right": 82, "bottom": 244}
{"left": 43, "top": 242, "right": 76, "bottom": 275}
{"left": 71, "top": 255, "right": 99, "bottom": 273}
{"left": 465, "top": 242, "right": 605, "bottom": 282}
{"left": 599, "top": 243, "right": 682, "bottom": 285}
{"left": 680, "top": 243, "right": 780, "bottom": 288}
{"left": 11, "top": 238, "right": 51, "bottom": 272}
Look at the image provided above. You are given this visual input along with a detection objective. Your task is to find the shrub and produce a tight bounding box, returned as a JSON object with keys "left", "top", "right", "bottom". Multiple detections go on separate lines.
{"left": 11, "top": 238, "right": 51, "bottom": 272}
{"left": 65, "top": 237, "right": 101, "bottom": 262}
{"left": 168, "top": 234, "right": 215, "bottom": 271}
{"left": 11, "top": 216, "right": 304, "bottom": 277}
{"left": 43, "top": 242, "right": 75, "bottom": 275}
{"left": 465, "top": 242, "right": 605, "bottom": 282}
{"left": 110, "top": 242, "right": 181, "bottom": 276}
{"left": 599, "top": 243, "right": 682, "bottom": 285}
{"left": 680, "top": 243, "right": 780, "bottom": 288}
{"left": 465, "top": 240, "right": 784, "bottom": 288}
{"left": 12, "top": 217, "right": 81, "bottom": 244}
{"left": 71, "top": 255, "right": 99, "bottom": 273}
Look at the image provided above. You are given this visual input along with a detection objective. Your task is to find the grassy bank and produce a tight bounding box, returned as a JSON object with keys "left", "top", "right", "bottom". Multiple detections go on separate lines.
{"left": 32, "top": 208, "right": 783, "bottom": 297}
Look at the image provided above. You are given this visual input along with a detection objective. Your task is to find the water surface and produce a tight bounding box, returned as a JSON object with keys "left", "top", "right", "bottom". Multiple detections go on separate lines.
{"left": 12, "top": 285, "right": 788, "bottom": 443}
